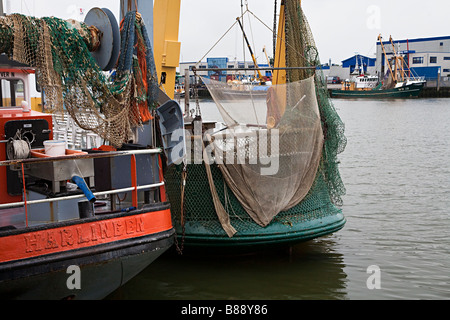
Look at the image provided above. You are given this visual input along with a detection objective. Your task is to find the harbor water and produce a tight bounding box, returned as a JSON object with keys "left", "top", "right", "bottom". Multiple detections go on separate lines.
{"left": 108, "top": 97, "right": 450, "bottom": 300}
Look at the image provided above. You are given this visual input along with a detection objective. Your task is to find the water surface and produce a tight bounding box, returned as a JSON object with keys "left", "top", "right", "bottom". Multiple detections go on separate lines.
{"left": 109, "top": 97, "right": 450, "bottom": 300}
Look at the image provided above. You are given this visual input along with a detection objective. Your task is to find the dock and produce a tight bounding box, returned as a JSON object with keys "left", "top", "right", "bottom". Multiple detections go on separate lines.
{"left": 327, "top": 84, "right": 450, "bottom": 98}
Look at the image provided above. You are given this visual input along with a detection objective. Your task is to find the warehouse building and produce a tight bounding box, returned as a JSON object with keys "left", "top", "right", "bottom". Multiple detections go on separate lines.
{"left": 179, "top": 58, "right": 271, "bottom": 82}
{"left": 319, "top": 54, "right": 376, "bottom": 83}
{"left": 376, "top": 35, "right": 450, "bottom": 86}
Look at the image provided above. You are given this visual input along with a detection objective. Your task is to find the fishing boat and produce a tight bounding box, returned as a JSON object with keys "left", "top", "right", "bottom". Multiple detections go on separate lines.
{"left": 0, "top": 2, "right": 182, "bottom": 299}
{"left": 223, "top": 78, "right": 270, "bottom": 98}
{"left": 331, "top": 35, "right": 426, "bottom": 99}
{"left": 165, "top": 0, "right": 347, "bottom": 252}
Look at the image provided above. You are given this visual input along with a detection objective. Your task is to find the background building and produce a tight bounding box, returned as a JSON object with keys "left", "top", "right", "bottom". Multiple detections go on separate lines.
{"left": 376, "top": 36, "right": 450, "bottom": 87}
{"left": 342, "top": 54, "right": 376, "bottom": 76}
{"left": 179, "top": 36, "right": 450, "bottom": 91}
{"left": 319, "top": 55, "right": 376, "bottom": 83}
{"left": 179, "top": 58, "right": 271, "bottom": 83}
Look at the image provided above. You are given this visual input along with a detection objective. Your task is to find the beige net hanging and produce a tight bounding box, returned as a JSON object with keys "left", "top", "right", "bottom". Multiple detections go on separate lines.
{"left": 202, "top": 75, "right": 323, "bottom": 227}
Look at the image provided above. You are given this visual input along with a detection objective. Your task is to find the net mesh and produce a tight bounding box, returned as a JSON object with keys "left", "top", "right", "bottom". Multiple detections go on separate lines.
{"left": 0, "top": 12, "right": 157, "bottom": 148}
{"left": 166, "top": 160, "right": 341, "bottom": 237}
{"left": 166, "top": 2, "right": 346, "bottom": 238}
{"left": 203, "top": 76, "right": 323, "bottom": 227}
{"left": 284, "top": 3, "right": 347, "bottom": 207}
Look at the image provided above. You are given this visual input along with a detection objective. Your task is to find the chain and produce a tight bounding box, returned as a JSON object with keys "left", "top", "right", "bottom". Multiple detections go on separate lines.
{"left": 174, "top": 162, "right": 187, "bottom": 254}
{"left": 192, "top": 68, "right": 202, "bottom": 118}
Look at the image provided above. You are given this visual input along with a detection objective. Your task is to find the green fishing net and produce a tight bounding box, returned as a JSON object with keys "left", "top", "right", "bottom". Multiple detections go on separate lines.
{"left": 0, "top": 12, "right": 158, "bottom": 147}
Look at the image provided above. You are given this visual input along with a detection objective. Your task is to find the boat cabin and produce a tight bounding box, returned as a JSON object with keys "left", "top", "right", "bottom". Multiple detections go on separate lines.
{"left": 341, "top": 75, "right": 379, "bottom": 91}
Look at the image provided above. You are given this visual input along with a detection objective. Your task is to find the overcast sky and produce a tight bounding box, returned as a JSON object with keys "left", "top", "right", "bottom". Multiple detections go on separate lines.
{"left": 5, "top": 0, "right": 450, "bottom": 65}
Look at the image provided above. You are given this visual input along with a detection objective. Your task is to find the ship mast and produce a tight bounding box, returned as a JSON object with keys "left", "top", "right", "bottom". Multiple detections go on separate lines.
{"left": 389, "top": 36, "right": 407, "bottom": 82}
{"left": 272, "top": 0, "right": 287, "bottom": 85}
{"left": 378, "top": 34, "right": 396, "bottom": 83}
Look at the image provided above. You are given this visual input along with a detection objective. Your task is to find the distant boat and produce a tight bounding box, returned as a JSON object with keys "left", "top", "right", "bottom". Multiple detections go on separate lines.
{"left": 331, "top": 36, "right": 426, "bottom": 99}
{"left": 221, "top": 79, "right": 270, "bottom": 98}
{"left": 330, "top": 78, "right": 425, "bottom": 98}
{"left": 174, "top": 83, "right": 185, "bottom": 98}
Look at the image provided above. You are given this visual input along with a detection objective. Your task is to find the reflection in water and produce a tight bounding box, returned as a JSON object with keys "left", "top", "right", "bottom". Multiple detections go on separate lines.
{"left": 108, "top": 237, "right": 347, "bottom": 300}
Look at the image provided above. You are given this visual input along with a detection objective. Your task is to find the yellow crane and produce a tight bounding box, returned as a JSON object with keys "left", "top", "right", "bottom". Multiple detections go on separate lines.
{"left": 153, "top": 0, "right": 181, "bottom": 100}
{"left": 236, "top": 16, "right": 265, "bottom": 84}
{"left": 262, "top": 45, "right": 272, "bottom": 77}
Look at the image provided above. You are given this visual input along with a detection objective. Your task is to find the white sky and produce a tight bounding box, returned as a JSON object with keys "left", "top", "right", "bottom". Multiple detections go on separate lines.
{"left": 5, "top": 0, "right": 450, "bottom": 65}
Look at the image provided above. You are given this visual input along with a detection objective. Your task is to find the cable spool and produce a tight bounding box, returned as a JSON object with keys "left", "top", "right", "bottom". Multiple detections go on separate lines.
{"left": 84, "top": 7, "right": 120, "bottom": 71}
{"left": 7, "top": 131, "right": 31, "bottom": 160}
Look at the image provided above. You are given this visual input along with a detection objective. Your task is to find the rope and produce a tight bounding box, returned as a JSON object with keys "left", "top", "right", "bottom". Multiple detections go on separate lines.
{"left": 202, "top": 137, "right": 237, "bottom": 238}
{"left": 246, "top": 8, "right": 309, "bottom": 64}
{"left": 6, "top": 130, "right": 31, "bottom": 160}
{"left": 7, "top": 140, "right": 30, "bottom": 160}
{"left": 195, "top": 9, "right": 248, "bottom": 67}
{"left": 194, "top": 5, "right": 309, "bottom": 75}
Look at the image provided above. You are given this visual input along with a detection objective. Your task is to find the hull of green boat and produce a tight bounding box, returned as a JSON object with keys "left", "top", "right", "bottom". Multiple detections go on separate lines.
{"left": 331, "top": 83, "right": 424, "bottom": 98}
{"left": 165, "top": 164, "right": 345, "bottom": 251}
{"left": 179, "top": 213, "right": 346, "bottom": 249}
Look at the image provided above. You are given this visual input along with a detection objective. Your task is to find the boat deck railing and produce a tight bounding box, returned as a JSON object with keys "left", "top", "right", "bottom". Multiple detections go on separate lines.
{"left": 0, "top": 148, "right": 166, "bottom": 228}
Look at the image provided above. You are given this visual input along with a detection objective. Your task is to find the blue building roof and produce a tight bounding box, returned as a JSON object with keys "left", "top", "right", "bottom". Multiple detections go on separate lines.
{"left": 342, "top": 54, "right": 376, "bottom": 68}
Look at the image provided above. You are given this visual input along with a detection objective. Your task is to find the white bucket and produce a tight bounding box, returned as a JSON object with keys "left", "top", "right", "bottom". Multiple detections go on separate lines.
{"left": 43, "top": 140, "right": 66, "bottom": 156}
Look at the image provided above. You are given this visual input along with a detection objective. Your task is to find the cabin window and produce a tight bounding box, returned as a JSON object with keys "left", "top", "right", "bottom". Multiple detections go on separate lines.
{"left": 443, "top": 69, "right": 450, "bottom": 73}
{"left": 228, "top": 65, "right": 234, "bottom": 69}
{"left": 444, "top": 57, "right": 450, "bottom": 60}
{"left": 0, "top": 79, "right": 25, "bottom": 107}
{"left": 430, "top": 56, "right": 437, "bottom": 64}
{"left": 412, "top": 57, "right": 424, "bottom": 64}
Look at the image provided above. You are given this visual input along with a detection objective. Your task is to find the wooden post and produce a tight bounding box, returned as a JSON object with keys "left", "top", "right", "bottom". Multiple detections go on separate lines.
{"left": 184, "top": 68, "right": 190, "bottom": 116}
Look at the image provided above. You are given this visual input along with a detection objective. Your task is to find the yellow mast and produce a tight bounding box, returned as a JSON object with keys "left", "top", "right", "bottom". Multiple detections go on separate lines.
{"left": 153, "top": 0, "right": 181, "bottom": 100}
{"left": 236, "top": 16, "right": 265, "bottom": 83}
{"left": 272, "top": 0, "right": 286, "bottom": 85}
{"left": 378, "top": 34, "right": 396, "bottom": 83}
{"left": 389, "top": 36, "right": 407, "bottom": 82}
{"left": 389, "top": 36, "right": 399, "bottom": 82}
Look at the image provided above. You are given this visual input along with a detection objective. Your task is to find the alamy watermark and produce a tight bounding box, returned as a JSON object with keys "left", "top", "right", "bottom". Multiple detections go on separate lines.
{"left": 66, "top": 265, "right": 81, "bottom": 290}
{"left": 169, "top": 121, "right": 280, "bottom": 176}
{"left": 366, "top": 265, "right": 381, "bottom": 289}
{"left": 366, "top": 5, "right": 381, "bottom": 30}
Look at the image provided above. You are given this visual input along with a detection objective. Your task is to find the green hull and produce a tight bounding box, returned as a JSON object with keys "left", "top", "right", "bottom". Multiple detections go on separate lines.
{"left": 331, "top": 83, "right": 424, "bottom": 98}
{"left": 165, "top": 164, "right": 345, "bottom": 251}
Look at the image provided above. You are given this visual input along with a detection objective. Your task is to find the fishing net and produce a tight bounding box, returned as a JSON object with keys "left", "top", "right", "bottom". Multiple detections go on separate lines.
{"left": 284, "top": 2, "right": 347, "bottom": 208}
{"left": 0, "top": 12, "right": 157, "bottom": 148}
{"left": 166, "top": 2, "right": 346, "bottom": 238}
{"left": 203, "top": 75, "right": 323, "bottom": 227}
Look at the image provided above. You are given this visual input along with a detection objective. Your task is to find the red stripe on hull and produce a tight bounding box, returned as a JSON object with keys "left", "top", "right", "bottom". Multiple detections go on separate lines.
{"left": 0, "top": 208, "right": 172, "bottom": 263}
